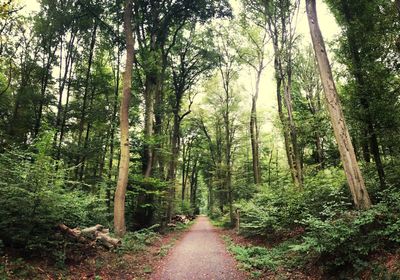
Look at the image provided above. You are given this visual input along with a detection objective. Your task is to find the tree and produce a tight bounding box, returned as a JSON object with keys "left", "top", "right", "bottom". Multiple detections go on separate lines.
{"left": 165, "top": 25, "right": 218, "bottom": 220}
{"left": 292, "top": 46, "right": 330, "bottom": 169}
{"left": 235, "top": 12, "right": 269, "bottom": 185}
{"left": 306, "top": 0, "right": 371, "bottom": 209}
{"left": 324, "top": 0, "right": 400, "bottom": 189}
{"left": 216, "top": 27, "right": 240, "bottom": 224}
{"left": 244, "top": 0, "right": 303, "bottom": 188}
{"left": 114, "top": 0, "right": 135, "bottom": 237}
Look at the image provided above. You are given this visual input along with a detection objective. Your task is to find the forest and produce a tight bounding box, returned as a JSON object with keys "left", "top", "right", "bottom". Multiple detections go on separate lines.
{"left": 1, "top": 0, "right": 400, "bottom": 279}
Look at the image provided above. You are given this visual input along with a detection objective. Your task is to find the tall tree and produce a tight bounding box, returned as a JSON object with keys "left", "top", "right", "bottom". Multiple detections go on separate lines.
{"left": 236, "top": 12, "right": 269, "bottom": 185}
{"left": 306, "top": 0, "right": 371, "bottom": 209}
{"left": 114, "top": 0, "right": 135, "bottom": 237}
{"left": 293, "top": 46, "right": 328, "bottom": 169}
{"left": 244, "top": 0, "right": 302, "bottom": 188}
{"left": 324, "top": 0, "right": 400, "bottom": 189}
{"left": 216, "top": 27, "right": 239, "bottom": 224}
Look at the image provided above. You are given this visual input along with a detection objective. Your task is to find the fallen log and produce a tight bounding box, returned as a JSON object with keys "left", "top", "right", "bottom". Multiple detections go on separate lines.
{"left": 81, "top": 224, "right": 104, "bottom": 239}
{"left": 95, "top": 232, "right": 121, "bottom": 249}
{"left": 58, "top": 224, "right": 87, "bottom": 243}
{"left": 58, "top": 224, "right": 120, "bottom": 249}
{"left": 171, "top": 214, "right": 196, "bottom": 224}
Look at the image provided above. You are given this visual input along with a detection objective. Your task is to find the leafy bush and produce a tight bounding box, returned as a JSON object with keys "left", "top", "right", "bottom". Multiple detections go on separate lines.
{"left": 117, "top": 224, "right": 160, "bottom": 254}
{"left": 0, "top": 134, "right": 107, "bottom": 255}
{"left": 232, "top": 167, "right": 400, "bottom": 276}
{"left": 236, "top": 167, "right": 351, "bottom": 236}
{"left": 290, "top": 189, "right": 400, "bottom": 275}
{"left": 224, "top": 236, "right": 296, "bottom": 273}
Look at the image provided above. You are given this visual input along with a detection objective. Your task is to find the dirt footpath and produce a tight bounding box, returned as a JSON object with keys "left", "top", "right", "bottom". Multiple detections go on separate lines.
{"left": 150, "top": 216, "right": 246, "bottom": 280}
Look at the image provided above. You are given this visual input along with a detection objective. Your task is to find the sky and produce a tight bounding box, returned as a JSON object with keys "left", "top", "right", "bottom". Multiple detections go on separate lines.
{"left": 18, "top": 0, "right": 40, "bottom": 14}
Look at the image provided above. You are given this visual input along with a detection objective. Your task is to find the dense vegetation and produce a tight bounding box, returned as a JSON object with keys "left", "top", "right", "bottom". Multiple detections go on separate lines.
{"left": 1, "top": 0, "right": 400, "bottom": 278}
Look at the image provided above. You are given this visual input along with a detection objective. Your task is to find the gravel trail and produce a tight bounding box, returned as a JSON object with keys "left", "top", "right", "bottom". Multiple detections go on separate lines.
{"left": 150, "top": 216, "right": 246, "bottom": 280}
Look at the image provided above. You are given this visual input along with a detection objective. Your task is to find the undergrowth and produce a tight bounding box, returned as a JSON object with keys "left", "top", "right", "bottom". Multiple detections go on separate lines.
{"left": 213, "top": 167, "right": 400, "bottom": 278}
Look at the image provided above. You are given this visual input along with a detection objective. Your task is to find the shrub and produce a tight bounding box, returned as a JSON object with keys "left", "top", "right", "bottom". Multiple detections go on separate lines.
{"left": 236, "top": 167, "right": 351, "bottom": 236}
{"left": 0, "top": 134, "right": 107, "bottom": 256}
{"left": 117, "top": 224, "right": 160, "bottom": 254}
{"left": 233, "top": 168, "right": 400, "bottom": 276}
{"left": 291, "top": 201, "right": 399, "bottom": 275}
{"left": 224, "top": 236, "right": 297, "bottom": 272}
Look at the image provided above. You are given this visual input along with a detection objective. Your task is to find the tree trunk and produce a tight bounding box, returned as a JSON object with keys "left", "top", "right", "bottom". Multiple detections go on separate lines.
{"left": 340, "top": 0, "right": 386, "bottom": 188}
{"left": 153, "top": 68, "right": 166, "bottom": 177}
{"left": 306, "top": 0, "right": 371, "bottom": 209}
{"left": 306, "top": 84, "right": 324, "bottom": 168}
{"left": 107, "top": 47, "right": 121, "bottom": 213}
{"left": 55, "top": 33, "right": 76, "bottom": 146}
{"left": 57, "top": 55, "right": 75, "bottom": 161}
{"left": 268, "top": 7, "right": 301, "bottom": 188}
{"left": 143, "top": 76, "right": 155, "bottom": 177}
{"left": 35, "top": 43, "right": 58, "bottom": 138}
{"left": 79, "top": 85, "right": 97, "bottom": 180}
{"left": 275, "top": 67, "right": 295, "bottom": 183}
{"left": 283, "top": 72, "right": 303, "bottom": 188}
{"left": 182, "top": 140, "right": 192, "bottom": 202}
{"left": 114, "top": 0, "right": 134, "bottom": 237}
{"left": 75, "top": 21, "right": 98, "bottom": 179}
{"left": 224, "top": 90, "right": 234, "bottom": 225}
{"left": 166, "top": 112, "right": 180, "bottom": 221}
{"left": 250, "top": 70, "right": 262, "bottom": 185}
{"left": 190, "top": 157, "right": 199, "bottom": 211}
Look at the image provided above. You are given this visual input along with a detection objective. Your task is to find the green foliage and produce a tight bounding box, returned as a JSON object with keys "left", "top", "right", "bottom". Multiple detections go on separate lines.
{"left": 117, "top": 225, "right": 160, "bottom": 254}
{"left": 233, "top": 168, "right": 400, "bottom": 276}
{"left": 210, "top": 212, "right": 233, "bottom": 228}
{"left": 288, "top": 196, "right": 400, "bottom": 276}
{"left": 224, "top": 235, "right": 298, "bottom": 274}
{"left": 0, "top": 134, "right": 107, "bottom": 255}
{"left": 176, "top": 200, "right": 192, "bottom": 215}
{"left": 369, "top": 262, "right": 400, "bottom": 280}
{"left": 236, "top": 167, "right": 350, "bottom": 236}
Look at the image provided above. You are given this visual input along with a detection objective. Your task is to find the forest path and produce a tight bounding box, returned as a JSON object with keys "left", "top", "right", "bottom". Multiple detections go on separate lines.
{"left": 150, "top": 216, "right": 246, "bottom": 280}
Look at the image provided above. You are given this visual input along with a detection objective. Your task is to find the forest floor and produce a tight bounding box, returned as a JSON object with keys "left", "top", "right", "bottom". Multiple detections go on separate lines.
{"left": 217, "top": 227, "right": 400, "bottom": 279}
{"left": 150, "top": 216, "right": 248, "bottom": 280}
{"left": 217, "top": 227, "right": 322, "bottom": 279}
{"left": 1, "top": 223, "right": 193, "bottom": 280}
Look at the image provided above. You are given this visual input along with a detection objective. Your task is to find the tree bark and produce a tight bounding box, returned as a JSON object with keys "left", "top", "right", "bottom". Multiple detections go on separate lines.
{"left": 306, "top": 0, "right": 371, "bottom": 209}
{"left": 189, "top": 156, "right": 199, "bottom": 211}
{"left": 75, "top": 21, "right": 98, "bottom": 179}
{"left": 107, "top": 46, "right": 121, "bottom": 213}
{"left": 54, "top": 33, "right": 76, "bottom": 147}
{"left": 79, "top": 84, "right": 97, "bottom": 180}
{"left": 114, "top": 0, "right": 135, "bottom": 237}
{"left": 267, "top": 1, "right": 302, "bottom": 188}
{"left": 222, "top": 80, "right": 234, "bottom": 225}
{"left": 340, "top": 0, "right": 386, "bottom": 189}
{"left": 57, "top": 55, "right": 75, "bottom": 161}
{"left": 250, "top": 70, "right": 262, "bottom": 185}
{"left": 143, "top": 75, "right": 155, "bottom": 177}
{"left": 283, "top": 72, "right": 303, "bottom": 188}
{"left": 34, "top": 40, "right": 58, "bottom": 138}
{"left": 166, "top": 112, "right": 180, "bottom": 221}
